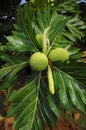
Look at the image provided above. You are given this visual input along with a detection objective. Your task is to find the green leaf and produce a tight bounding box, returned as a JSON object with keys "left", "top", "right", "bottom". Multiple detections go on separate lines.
{"left": 7, "top": 75, "right": 40, "bottom": 130}
{"left": 68, "top": 80, "right": 85, "bottom": 113}
{"left": 18, "top": 6, "right": 39, "bottom": 52}
{"left": 53, "top": 67, "right": 72, "bottom": 112}
{"left": 37, "top": 9, "right": 46, "bottom": 31}
{"left": 0, "top": 4, "right": 86, "bottom": 130}
{"left": 0, "top": 58, "right": 29, "bottom": 89}
{"left": 6, "top": 36, "right": 35, "bottom": 52}
{"left": 0, "top": 54, "right": 29, "bottom": 65}
{"left": 41, "top": 79, "right": 60, "bottom": 118}
{"left": 57, "top": 62, "right": 86, "bottom": 86}
{"left": 7, "top": 71, "right": 61, "bottom": 130}
{"left": 53, "top": 66, "right": 86, "bottom": 113}
{"left": 39, "top": 80, "right": 56, "bottom": 125}
{"left": 0, "top": 67, "right": 13, "bottom": 80}
{"left": 49, "top": 14, "right": 69, "bottom": 43}
{"left": 47, "top": 94, "right": 60, "bottom": 118}
{"left": 62, "top": 31, "right": 75, "bottom": 41}
{"left": 66, "top": 23, "right": 81, "bottom": 38}
{"left": 71, "top": 82, "right": 86, "bottom": 104}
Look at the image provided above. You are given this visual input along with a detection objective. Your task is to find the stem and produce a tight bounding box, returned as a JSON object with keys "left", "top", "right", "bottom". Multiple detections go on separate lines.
{"left": 42, "top": 27, "right": 50, "bottom": 55}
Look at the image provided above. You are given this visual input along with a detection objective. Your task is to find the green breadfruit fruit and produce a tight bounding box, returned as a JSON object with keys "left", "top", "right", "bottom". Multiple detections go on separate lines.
{"left": 35, "top": 34, "right": 43, "bottom": 47}
{"left": 48, "top": 48, "right": 69, "bottom": 62}
{"left": 29, "top": 52, "right": 48, "bottom": 71}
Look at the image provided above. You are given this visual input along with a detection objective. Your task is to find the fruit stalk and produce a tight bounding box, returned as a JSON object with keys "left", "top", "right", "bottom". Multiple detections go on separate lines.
{"left": 47, "top": 64, "right": 55, "bottom": 94}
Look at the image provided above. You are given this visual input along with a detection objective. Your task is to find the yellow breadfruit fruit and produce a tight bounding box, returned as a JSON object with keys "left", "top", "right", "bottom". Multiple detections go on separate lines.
{"left": 29, "top": 52, "right": 48, "bottom": 71}
{"left": 48, "top": 48, "right": 69, "bottom": 62}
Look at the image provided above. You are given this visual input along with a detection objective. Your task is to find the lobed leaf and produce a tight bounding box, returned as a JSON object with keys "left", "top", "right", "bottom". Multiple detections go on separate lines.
{"left": 53, "top": 66, "right": 86, "bottom": 113}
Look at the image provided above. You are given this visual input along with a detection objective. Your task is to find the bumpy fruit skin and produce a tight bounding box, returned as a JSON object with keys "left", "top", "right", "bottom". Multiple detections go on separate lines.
{"left": 29, "top": 52, "right": 48, "bottom": 71}
{"left": 48, "top": 48, "right": 69, "bottom": 62}
{"left": 35, "top": 34, "right": 43, "bottom": 47}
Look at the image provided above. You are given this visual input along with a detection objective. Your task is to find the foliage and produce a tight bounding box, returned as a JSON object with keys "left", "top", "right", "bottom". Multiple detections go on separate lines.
{"left": 29, "top": 0, "right": 82, "bottom": 15}
{"left": 0, "top": 3, "right": 86, "bottom": 130}
{"left": 0, "top": 0, "right": 20, "bottom": 16}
